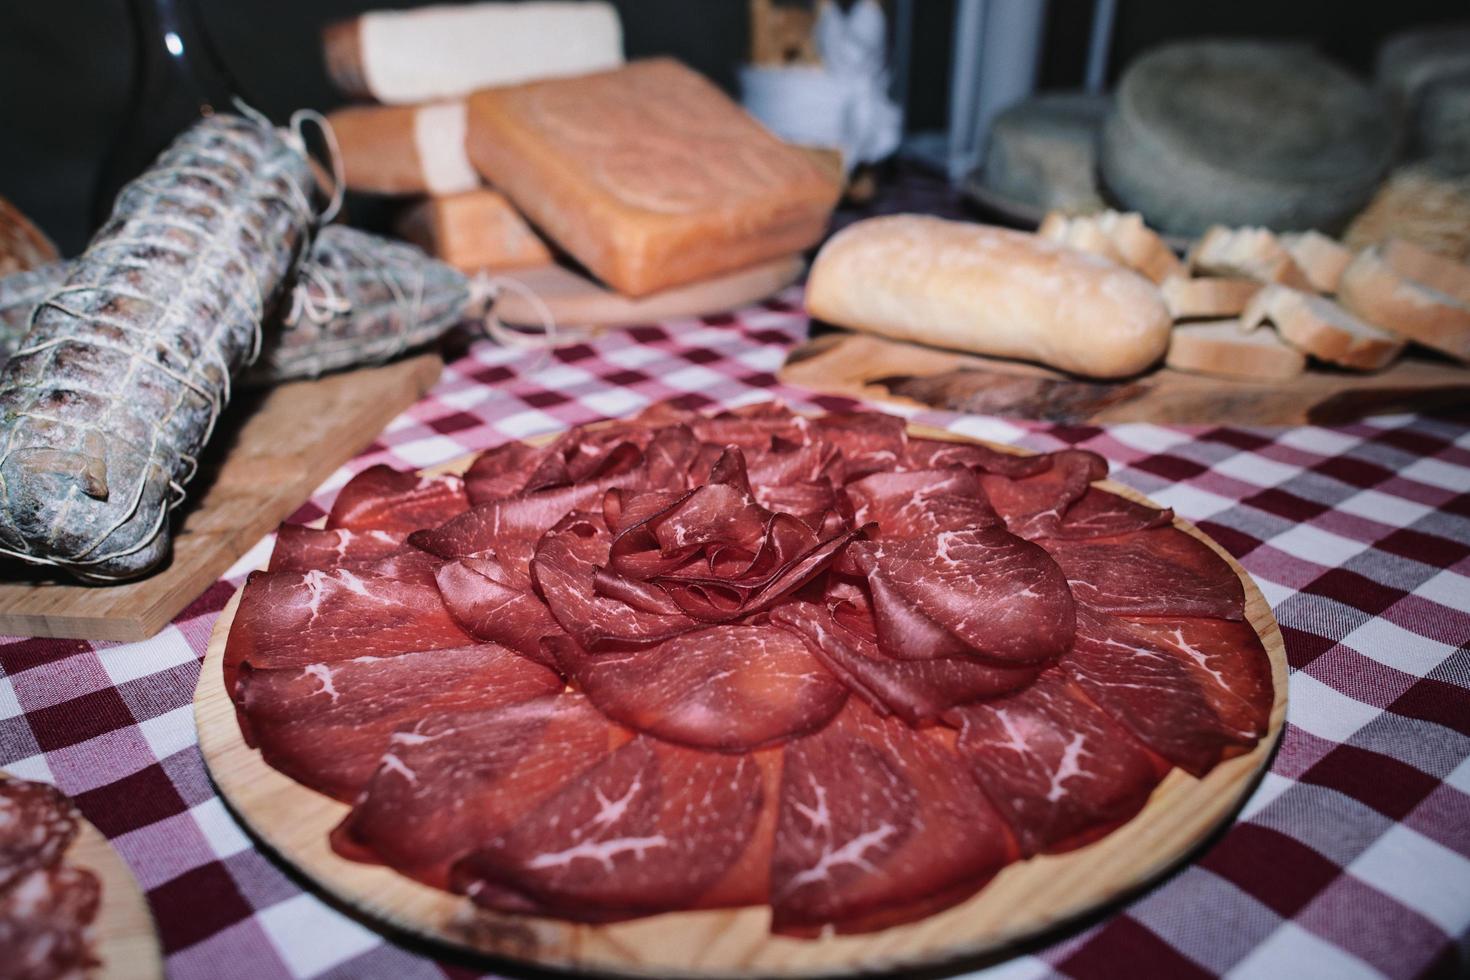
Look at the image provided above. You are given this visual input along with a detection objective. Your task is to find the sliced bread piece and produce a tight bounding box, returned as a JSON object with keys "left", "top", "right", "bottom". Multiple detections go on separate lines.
{"left": 1161, "top": 275, "right": 1263, "bottom": 319}
{"left": 1337, "top": 243, "right": 1470, "bottom": 362}
{"left": 1037, "top": 212, "right": 1126, "bottom": 264}
{"left": 1189, "top": 226, "right": 1316, "bottom": 289}
{"left": 1281, "top": 231, "right": 1354, "bottom": 294}
{"left": 1167, "top": 318, "right": 1306, "bottom": 380}
{"left": 1380, "top": 239, "right": 1470, "bottom": 304}
{"left": 1242, "top": 284, "right": 1406, "bottom": 370}
{"left": 1096, "top": 211, "right": 1183, "bottom": 283}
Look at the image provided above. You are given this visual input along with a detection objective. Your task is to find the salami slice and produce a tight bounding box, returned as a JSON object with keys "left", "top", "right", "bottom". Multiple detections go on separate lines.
{"left": 0, "top": 781, "right": 79, "bottom": 894}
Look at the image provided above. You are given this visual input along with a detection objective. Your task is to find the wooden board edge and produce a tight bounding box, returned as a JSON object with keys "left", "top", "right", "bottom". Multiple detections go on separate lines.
{"left": 194, "top": 428, "right": 1287, "bottom": 978}
{"left": 0, "top": 773, "right": 164, "bottom": 980}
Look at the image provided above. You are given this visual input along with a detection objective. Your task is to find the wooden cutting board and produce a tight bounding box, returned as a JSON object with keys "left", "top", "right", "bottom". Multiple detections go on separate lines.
{"left": 0, "top": 354, "right": 442, "bottom": 642}
{"left": 1, "top": 772, "right": 163, "bottom": 979}
{"left": 781, "top": 331, "right": 1470, "bottom": 425}
{"left": 194, "top": 427, "right": 1288, "bottom": 978}
{"left": 494, "top": 256, "right": 804, "bottom": 330}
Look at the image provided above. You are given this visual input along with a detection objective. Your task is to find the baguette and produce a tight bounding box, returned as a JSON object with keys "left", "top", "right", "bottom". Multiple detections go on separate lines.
{"left": 1161, "top": 276, "right": 1263, "bottom": 320}
{"left": 327, "top": 102, "right": 478, "bottom": 197}
{"left": 1166, "top": 319, "right": 1306, "bottom": 380}
{"left": 1337, "top": 243, "right": 1470, "bottom": 362}
{"left": 1241, "top": 284, "right": 1405, "bottom": 370}
{"left": 806, "top": 215, "right": 1172, "bottom": 379}
{"left": 323, "top": 2, "right": 623, "bottom": 104}
{"left": 396, "top": 189, "right": 551, "bottom": 273}
{"left": 1189, "top": 226, "right": 1314, "bottom": 289}
{"left": 1281, "top": 231, "right": 1354, "bottom": 294}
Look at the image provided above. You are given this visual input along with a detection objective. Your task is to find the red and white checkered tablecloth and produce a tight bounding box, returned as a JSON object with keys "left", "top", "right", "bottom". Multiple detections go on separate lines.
{"left": 1, "top": 290, "right": 1466, "bottom": 980}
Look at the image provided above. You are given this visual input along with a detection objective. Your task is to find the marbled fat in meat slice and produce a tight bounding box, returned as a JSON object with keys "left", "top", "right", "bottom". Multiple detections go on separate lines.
{"left": 0, "top": 780, "right": 79, "bottom": 893}
{"left": 771, "top": 602, "right": 1037, "bottom": 725}
{"left": 451, "top": 735, "right": 766, "bottom": 920}
{"left": 434, "top": 557, "right": 565, "bottom": 666}
{"left": 333, "top": 695, "right": 625, "bottom": 889}
{"left": 0, "top": 867, "right": 100, "bottom": 980}
{"left": 464, "top": 439, "right": 554, "bottom": 504}
{"left": 850, "top": 526, "right": 1075, "bottom": 663}
{"left": 1063, "top": 609, "right": 1273, "bottom": 776}
{"left": 844, "top": 469, "right": 998, "bottom": 539}
{"left": 267, "top": 524, "right": 405, "bottom": 573}
{"left": 770, "top": 700, "right": 1014, "bottom": 935}
{"left": 533, "top": 512, "right": 695, "bottom": 650}
{"left": 236, "top": 644, "right": 562, "bottom": 801}
{"left": 1042, "top": 527, "right": 1246, "bottom": 620}
{"left": 979, "top": 449, "right": 1108, "bottom": 539}
{"left": 902, "top": 437, "right": 1052, "bottom": 479}
{"left": 1045, "top": 485, "right": 1173, "bottom": 539}
{"left": 806, "top": 411, "right": 908, "bottom": 481}
{"left": 224, "top": 547, "right": 472, "bottom": 699}
{"left": 326, "top": 465, "right": 468, "bottom": 535}
{"left": 411, "top": 497, "right": 567, "bottom": 588}
{"left": 947, "top": 669, "right": 1166, "bottom": 856}
{"left": 546, "top": 624, "right": 847, "bottom": 751}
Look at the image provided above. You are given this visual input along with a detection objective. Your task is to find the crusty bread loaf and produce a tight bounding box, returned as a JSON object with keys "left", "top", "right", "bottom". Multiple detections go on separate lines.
{"left": 806, "top": 215, "right": 1172, "bottom": 379}
{"left": 1281, "top": 231, "right": 1354, "bottom": 294}
{"left": 323, "top": 1, "right": 624, "bottom": 104}
{"left": 1167, "top": 319, "right": 1306, "bottom": 380}
{"left": 466, "top": 59, "right": 840, "bottom": 297}
{"left": 327, "top": 102, "right": 479, "bottom": 196}
{"left": 1337, "top": 243, "right": 1470, "bottom": 362}
{"left": 1241, "top": 284, "right": 1406, "bottom": 370}
{"left": 1189, "top": 226, "right": 1315, "bottom": 289}
{"left": 1161, "top": 276, "right": 1263, "bottom": 320}
{"left": 396, "top": 189, "right": 551, "bottom": 273}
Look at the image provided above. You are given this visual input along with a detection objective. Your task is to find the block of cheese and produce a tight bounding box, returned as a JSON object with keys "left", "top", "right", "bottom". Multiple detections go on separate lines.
{"left": 1337, "top": 243, "right": 1470, "bottom": 363}
{"left": 1166, "top": 320, "right": 1306, "bottom": 381}
{"left": 323, "top": 1, "right": 623, "bottom": 104}
{"left": 980, "top": 93, "right": 1110, "bottom": 213}
{"left": 1376, "top": 24, "right": 1470, "bottom": 110}
{"left": 1241, "top": 284, "right": 1406, "bottom": 370}
{"left": 466, "top": 59, "right": 841, "bottom": 297}
{"left": 327, "top": 102, "right": 478, "bottom": 196}
{"left": 396, "top": 189, "right": 552, "bottom": 273}
{"left": 1101, "top": 41, "right": 1397, "bottom": 236}
{"left": 806, "top": 215, "right": 1172, "bottom": 379}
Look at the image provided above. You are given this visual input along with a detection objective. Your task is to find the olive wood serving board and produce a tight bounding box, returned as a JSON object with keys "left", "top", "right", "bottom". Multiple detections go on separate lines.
{"left": 194, "top": 424, "right": 1288, "bottom": 978}
{"left": 0, "top": 354, "right": 443, "bottom": 642}
{"left": 781, "top": 331, "right": 1470, "bottom": 425}
{"left": 1, "top": 771, "right": 164, "bottom": 979}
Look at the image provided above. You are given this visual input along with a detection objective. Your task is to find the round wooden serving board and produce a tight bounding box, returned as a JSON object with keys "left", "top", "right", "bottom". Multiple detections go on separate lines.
{"left": 0, "top": 772, "right": 164, "bottom": 980}
{"left": 195, "top": 426, "right": 1287, "bottom": 978}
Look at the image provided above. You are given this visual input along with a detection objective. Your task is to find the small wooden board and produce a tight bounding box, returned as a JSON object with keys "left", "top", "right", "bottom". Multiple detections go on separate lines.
{"left": 0, "top": 354, "right": 443, "bottom": 642}
{"left": 781, "top": 331, "right": 1470, "bottom": 425}
{"left": 195, "top": 429, "right": 1287, "bottom": 978}
{"left": 1, "top": 772, "right": 164, "bottom": 980}
{"left": 494, "top": 256, "right": 804, "bottom": 330}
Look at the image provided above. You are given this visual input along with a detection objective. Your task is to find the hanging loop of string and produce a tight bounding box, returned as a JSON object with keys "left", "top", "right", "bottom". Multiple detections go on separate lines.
{"left": 288, "top": 108, "right": 347, "bottom": 226}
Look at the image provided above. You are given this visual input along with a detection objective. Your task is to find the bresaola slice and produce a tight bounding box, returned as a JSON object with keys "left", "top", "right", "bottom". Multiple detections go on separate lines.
{"left": 327, "top": 465, "right": 469, "bottom": 535}
{"left": 267, "top": 524, "right": 405, "bottom": 573}
{"left": 979, "top": 449, "right": 1107, "bottom": 538}
{"left": 546, "top": 626, "right": 847, "bottom": 751}
{"left": 1042, "top": 527, "right": 1246, "bottom": 620}
{"left": 236, "top": 643, "right": 562, "bottom": 801}
{"left": 435, "top": 557, "right": 565, "bottom": 665}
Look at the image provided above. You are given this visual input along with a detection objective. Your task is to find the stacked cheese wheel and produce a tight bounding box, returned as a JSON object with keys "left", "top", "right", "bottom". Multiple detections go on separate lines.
{"left": 224, "top": 403, "right": 1272, "bottom": 935}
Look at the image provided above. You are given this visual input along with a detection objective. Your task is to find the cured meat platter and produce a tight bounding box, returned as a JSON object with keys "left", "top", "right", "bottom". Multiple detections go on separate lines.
{"left": 0, "top": 771, "right": 163, "bottom": 979}
{"left": 781, "top": 331, "right": 1470, "bottom": 426}
{"left": 194, "top": 419, "right": 1287, "bottom": 977}
{"left": 0, "top": 353, "right": 442, "bottom": 642}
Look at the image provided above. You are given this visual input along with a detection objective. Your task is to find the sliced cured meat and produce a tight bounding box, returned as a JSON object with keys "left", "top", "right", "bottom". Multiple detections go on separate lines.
{"left": 745, "top": 439, "right": 840, "bottom": 490}
{"left": 224, "top": 547, "right": 472, "bottom": 699}
{"left": 685, "top": 402, "right": 806, "bottom": 451}
{"left": 333, "top": 696, "right": 626, "bottom": 889}
{"left": 948, "top": 669, "right": 1166, "bottom": 856}
{"left": 1042, "top": 527, "right": 1245, "bottom": 620}
{"left": 850, "top": 526, "right": 1075, "bottom": 663}
{"left": 0, "top": 781, "right": 78, "bottom": 893}
{"left": 754, "top": 479, "right": 838, "bottom": 527}
{"left": 806, "top": 411, "right": 908, "bottom": 481}
{"left": 1063, "top": 609, "right": 1273, "bottom": 776}
{"left": 770, "top": 700, "right": 1014, "bottom": 935}
{"left": 979, "top": 449, "right": 1107, "bottom": 539}
{"left": 451, "top": 735, "right": 766, "bottom": 920}
{"left": 326, "top": 465, "right": 468, "bottom": 535}
{"left": 641, "top": 424, "right": 701, "bottom": 491}
{"left": 903, "top": 436, "right": 1052, "bottom": 479}
{"left": 464, "top": 439, "right": 554, "bottom": 504}
{"left": 523, "top": 439, "right": 642, "bottom": 494}
{"left": 546, "top": 625, "right": 847, "bottom": 752}
{"left": 267, "top": 524, "right": 404, "bottom": 573}
{"left": 844, "top": 469, "right": 997, "bottom": 539}
{"left": 771, "top": 602, "right": 1037, "bottom": 725}
{"left": 236, "top": 644, "right": 563, "bottom": 801}
{"left": 0, "top": 867, "right": 101, "bottom": 980}
{"left": 435, "top": 557, "right": 565, "bottom": 666}
{"left": 1045, "top": 485, "right": 1173, "bottom": 539}
{"left": 532, "top": 512, "right": 695, "bottom": 650}
{"left": 411, "top": 497, "right": 567, "bottom": 588}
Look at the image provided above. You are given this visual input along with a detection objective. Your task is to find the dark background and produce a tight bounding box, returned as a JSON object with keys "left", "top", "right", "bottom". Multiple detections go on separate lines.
{"left": 1, "top": 0, "right": 1462, "bottom": 255}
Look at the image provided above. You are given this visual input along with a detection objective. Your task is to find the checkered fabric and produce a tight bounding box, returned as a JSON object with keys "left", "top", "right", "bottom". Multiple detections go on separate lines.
{"left": 1, "top": 292, "right": 1466, "bottom": 980}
